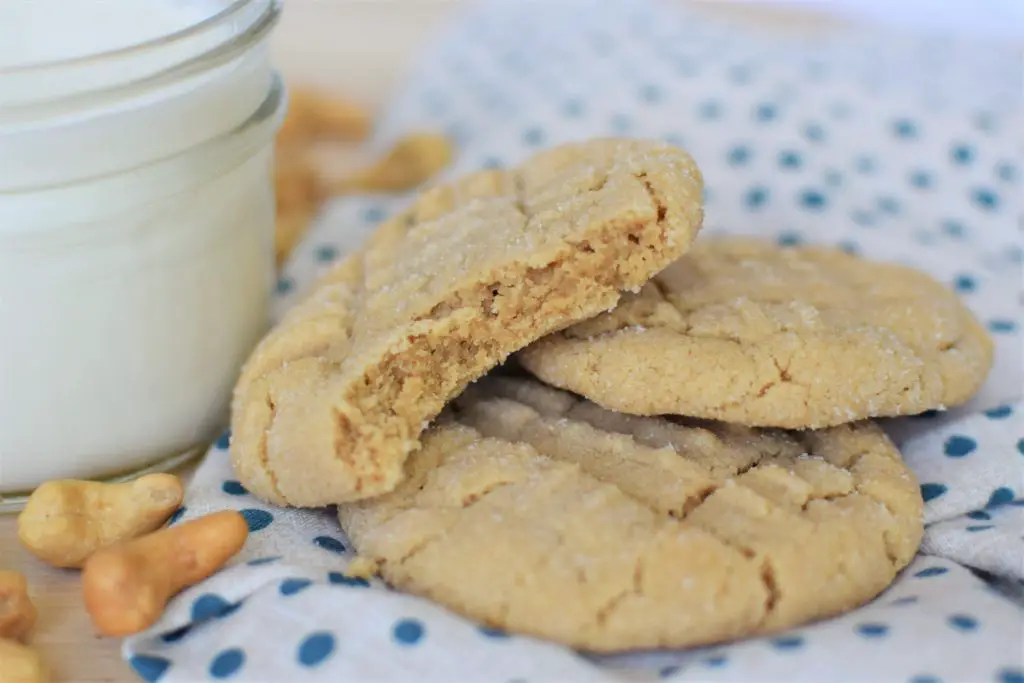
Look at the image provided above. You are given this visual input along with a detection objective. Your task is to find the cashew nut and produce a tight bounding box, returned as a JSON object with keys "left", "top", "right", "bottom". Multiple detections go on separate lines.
{"left": 333, "top": 132, "right": 454, "bottom": 193}
{"left": 17, "top": 474, "right": 184, "bottom": 569}
{"left": 0, "top": 639, "right": 49, "bottom": 683}
{"left": 0, "top": 572, "right": 35, "bottom": 644}
{"left": 81, "top": 510, "right": 248, "bottom": 636}
{"left": 279, "top": 88, "right": 371, "bottom": 145}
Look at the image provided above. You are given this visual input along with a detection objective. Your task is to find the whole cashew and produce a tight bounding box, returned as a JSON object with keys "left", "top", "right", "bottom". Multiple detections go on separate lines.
{"left": 81, "top": 511, "right": 248, "bottom": 636}
{"left": 17, "top": 474, "right": 184, "bottom": 569}
{"left": 0, "top": 572, "right": 35, "bottom": 644}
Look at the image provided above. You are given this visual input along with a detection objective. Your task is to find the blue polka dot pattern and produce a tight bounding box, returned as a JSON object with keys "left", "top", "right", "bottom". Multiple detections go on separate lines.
{"left": 988, "top": 319, "right": 1016, "bottom": 333}
{"left": 298, "top": 632, "right": 336, "bottom": 668}
{"left": 971, "top": 188, "right": 1000, "bottom": 211}
{"left": 313, "top": 536, "right": 347, "bottom": 554}
{"left": 240, "top": 509, "right": 274, "bottom": 532}
{"left": 779, "top": 150, "right": 802, "bottom": 169}
{"left": 275, "top": 277, "right": 293, "bottom": 295}
{"left": 771, "top": 635, "right": 804, "bottom": 650}
{"left": 314, "top": 245, "right": 338, "bottom": 263}
{"left": 698, "top": 100, "right": 722, "bottom": 120}
{"left": 1017, "top": 438, "right": 1024, "bottom": 456}
{"left": 984, "top": 405, "right": 1012, "bottom": 419}
{"left": 986, "top": 487, "right": 1015, "bottom": 508}
{"left": 728, "top": 64, "right": 752, "bottom": 84}
{"left": 947, "top": 614, "right": 979, "bottom": 632}
{"left": 704, "top": 655, "right": 729, "bottom": 668}
{"left": 280, "top": 578, "right": 313, "bottom": 596}
{"left": 215, "top": 432, "right": 231, "bottom": 450}
{"left": 909, "top": 170, "right": 932, "bottom": 189}
{"left": 892, "top": 118, "right": 918, "bottom": 139}
{"left": 746, "top": 187, "right": 769, "bottom": 210}
{"left": 920, "top": 483, "right": 948, "bottom": 502}
{"left": 221, "top": 480, "right": 247, "bottom": 496}
{"left": 659, "top": 666, "right": 680, "bottom": 679}
{"left": 914, "top": 567, "right": 949, "bottom": 578}
{"left": 803, "top": 122, "right": 825, "bottom": 142}
{"left": 562, "top": 99, "right": 584, "bottom": 117}
{"left": 209, "top": 648, "right": 245, "bottom": 679}
{"left": 856, "top": 623, "right": 889, "bottom": 638}
{"left": 951, "top": 144, "right": 974, "bottom": 165}
{"left": 852, "top": 209, "right": 874, "bottom": 226}
{"left": 966, "top": 510, "right": 991, "bottom": 521}
{"left": 160, "top": 625, "right": 191, "bottom": 643}
{"left": 799, "top": 189, "right": 828, "bottom": 211}
{"left": 639, "top": 84, "right": 662, "bottom": 103}
{"left": 247, "top": 556, "right": 280, "bottom": 566}
{"left": 363, "top": 205, "right": 386, "bottom": 224}
{"left": 998, "top": 668, "right": 1024, "bottom": 683}
{"left": 167, "top": 506, "right": 186, "bottom": 527}
{"left": 953, "top": 275, "right": 976, "bottom": 293}
{"left": 130, "top": 655, "right": 171, "bottom": 682}
{"left": 941, "top": 219, "right": 966, "bottom": 238}
{"left": 996, "top": 161, "right": 1016, "bottom": 181}
{"left": 522, "top": 126, "right": 545, "bottom": 146}
{"left": 877, "top": 196, "right": 901, "bottom": 214}
{"left": 909, "top": 676, "right": 942, "bottom": 683}
{"left": 943, "top": 436, "right": 977, "bottom": 458}
{"left": 754, "top": 102, "right": 777, "bottom": 122}
{"left": 393, "top": 618, "right": 425, "bottom": 645}
{"left": 727, "top": 145, "right": 751, "bottom": 166}
{"left": 478, "top": 626, "right": 510, "bottom": 639}
{"left": 191, "top": 594, "right": 237, "bottom": 622}
{"left": 328, "top": 571, "right": 369, "bottom": 588}
{"left": 890, "top": 596, "right": 918, "bottom": 606}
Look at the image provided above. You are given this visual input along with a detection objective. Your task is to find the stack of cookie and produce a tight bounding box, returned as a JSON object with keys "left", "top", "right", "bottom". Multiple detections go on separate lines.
{"left": 230, "top": 139, "right": 994, "bottom": 652}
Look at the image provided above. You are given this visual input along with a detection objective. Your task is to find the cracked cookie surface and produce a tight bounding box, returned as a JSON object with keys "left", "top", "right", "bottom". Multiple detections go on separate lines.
{"left": 338, "top": 376, "right": 923, "bottom": 652}
{"left": 519, "top": 237, "right": 994, "bottom": 429}
{"left": 230, "top": 139, "right": 704, "bottom": 506}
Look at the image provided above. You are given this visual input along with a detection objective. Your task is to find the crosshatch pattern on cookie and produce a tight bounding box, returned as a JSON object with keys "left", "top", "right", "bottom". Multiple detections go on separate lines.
{"left": 519, "top": 237, "right": 994, "bottom": 429}
{"left": 338, "top": 376, "right": 923, "bottom": 652}
{"left": 231, "top": 139, "right": 705, "bottom": 507}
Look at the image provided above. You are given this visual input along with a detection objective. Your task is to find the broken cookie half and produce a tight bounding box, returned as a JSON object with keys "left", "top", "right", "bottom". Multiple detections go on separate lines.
{"left": 231, "top": 138, "right": 705, "bottom": 506}
{"left": 339, "top": 376, "right": 923, "bottom": 651}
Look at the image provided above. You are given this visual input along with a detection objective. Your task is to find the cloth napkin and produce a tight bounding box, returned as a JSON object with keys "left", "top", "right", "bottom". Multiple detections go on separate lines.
{"left": 123, "top": 1, "right": 1024, "bottom": 681}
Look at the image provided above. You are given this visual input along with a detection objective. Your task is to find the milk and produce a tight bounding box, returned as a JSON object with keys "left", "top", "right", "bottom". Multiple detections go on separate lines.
{"left": 0, "top": 0, "right": 283, "bottom": 499}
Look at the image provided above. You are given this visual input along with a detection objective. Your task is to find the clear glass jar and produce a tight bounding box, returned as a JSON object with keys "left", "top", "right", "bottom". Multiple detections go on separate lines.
{"left": 0, "top": 0, "right": 285, "bottom": 507}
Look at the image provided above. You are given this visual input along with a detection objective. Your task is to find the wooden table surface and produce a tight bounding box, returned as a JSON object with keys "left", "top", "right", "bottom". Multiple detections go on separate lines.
{"left": 0, "top": 3, "right": 839, "bottom": 681}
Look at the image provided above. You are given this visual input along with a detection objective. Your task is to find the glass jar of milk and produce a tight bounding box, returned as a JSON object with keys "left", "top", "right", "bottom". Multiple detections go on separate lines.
{"left": 0, "top": 0, "right": 285, "bottom": 505}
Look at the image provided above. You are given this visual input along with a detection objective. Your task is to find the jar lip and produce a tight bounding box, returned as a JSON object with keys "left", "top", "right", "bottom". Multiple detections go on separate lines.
{"left": 0, "top": 0, "right": 281, "bottom": 115}
{"left": 1, "top": 0, "right": 254, "bottom": 74}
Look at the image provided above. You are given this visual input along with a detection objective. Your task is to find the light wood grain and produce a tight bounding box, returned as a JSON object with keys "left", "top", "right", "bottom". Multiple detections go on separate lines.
{"left": 0, "top": 2, "right": 838, "bottom": 680}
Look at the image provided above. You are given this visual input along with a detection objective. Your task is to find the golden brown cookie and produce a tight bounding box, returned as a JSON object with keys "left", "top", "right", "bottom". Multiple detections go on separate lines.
{"left": 339, "top": 376, "right": 923, "bottom": 652}
{"left": 231, "top": 139, "right": 704, "bottom": 506}
{"left": 519, "top": 237, "right": 994, "bottom": 429}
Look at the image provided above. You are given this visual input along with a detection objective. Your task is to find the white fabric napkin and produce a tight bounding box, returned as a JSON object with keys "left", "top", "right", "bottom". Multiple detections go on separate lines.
{"left": 123, "top": 1, "right": 1024, "bottom": 681}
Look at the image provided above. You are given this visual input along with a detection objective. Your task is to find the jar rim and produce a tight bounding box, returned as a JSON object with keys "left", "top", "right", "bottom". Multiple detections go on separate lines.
{"left": 2, "top": 0, "right": 261, "bottom": 73}
{"left": 0, "top": 0, "right": 281, "bottom": 114}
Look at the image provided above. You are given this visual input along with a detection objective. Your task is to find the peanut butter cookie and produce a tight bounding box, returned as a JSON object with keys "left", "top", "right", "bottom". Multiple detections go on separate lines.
{"left": 519, "top": 237, "right": 993, "bottom": 429}
{"left": 231, "top": 139, "right": 704, "bottom": 506}
{"left": 339, "top": 376, "right": 923, "bottom": 652}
